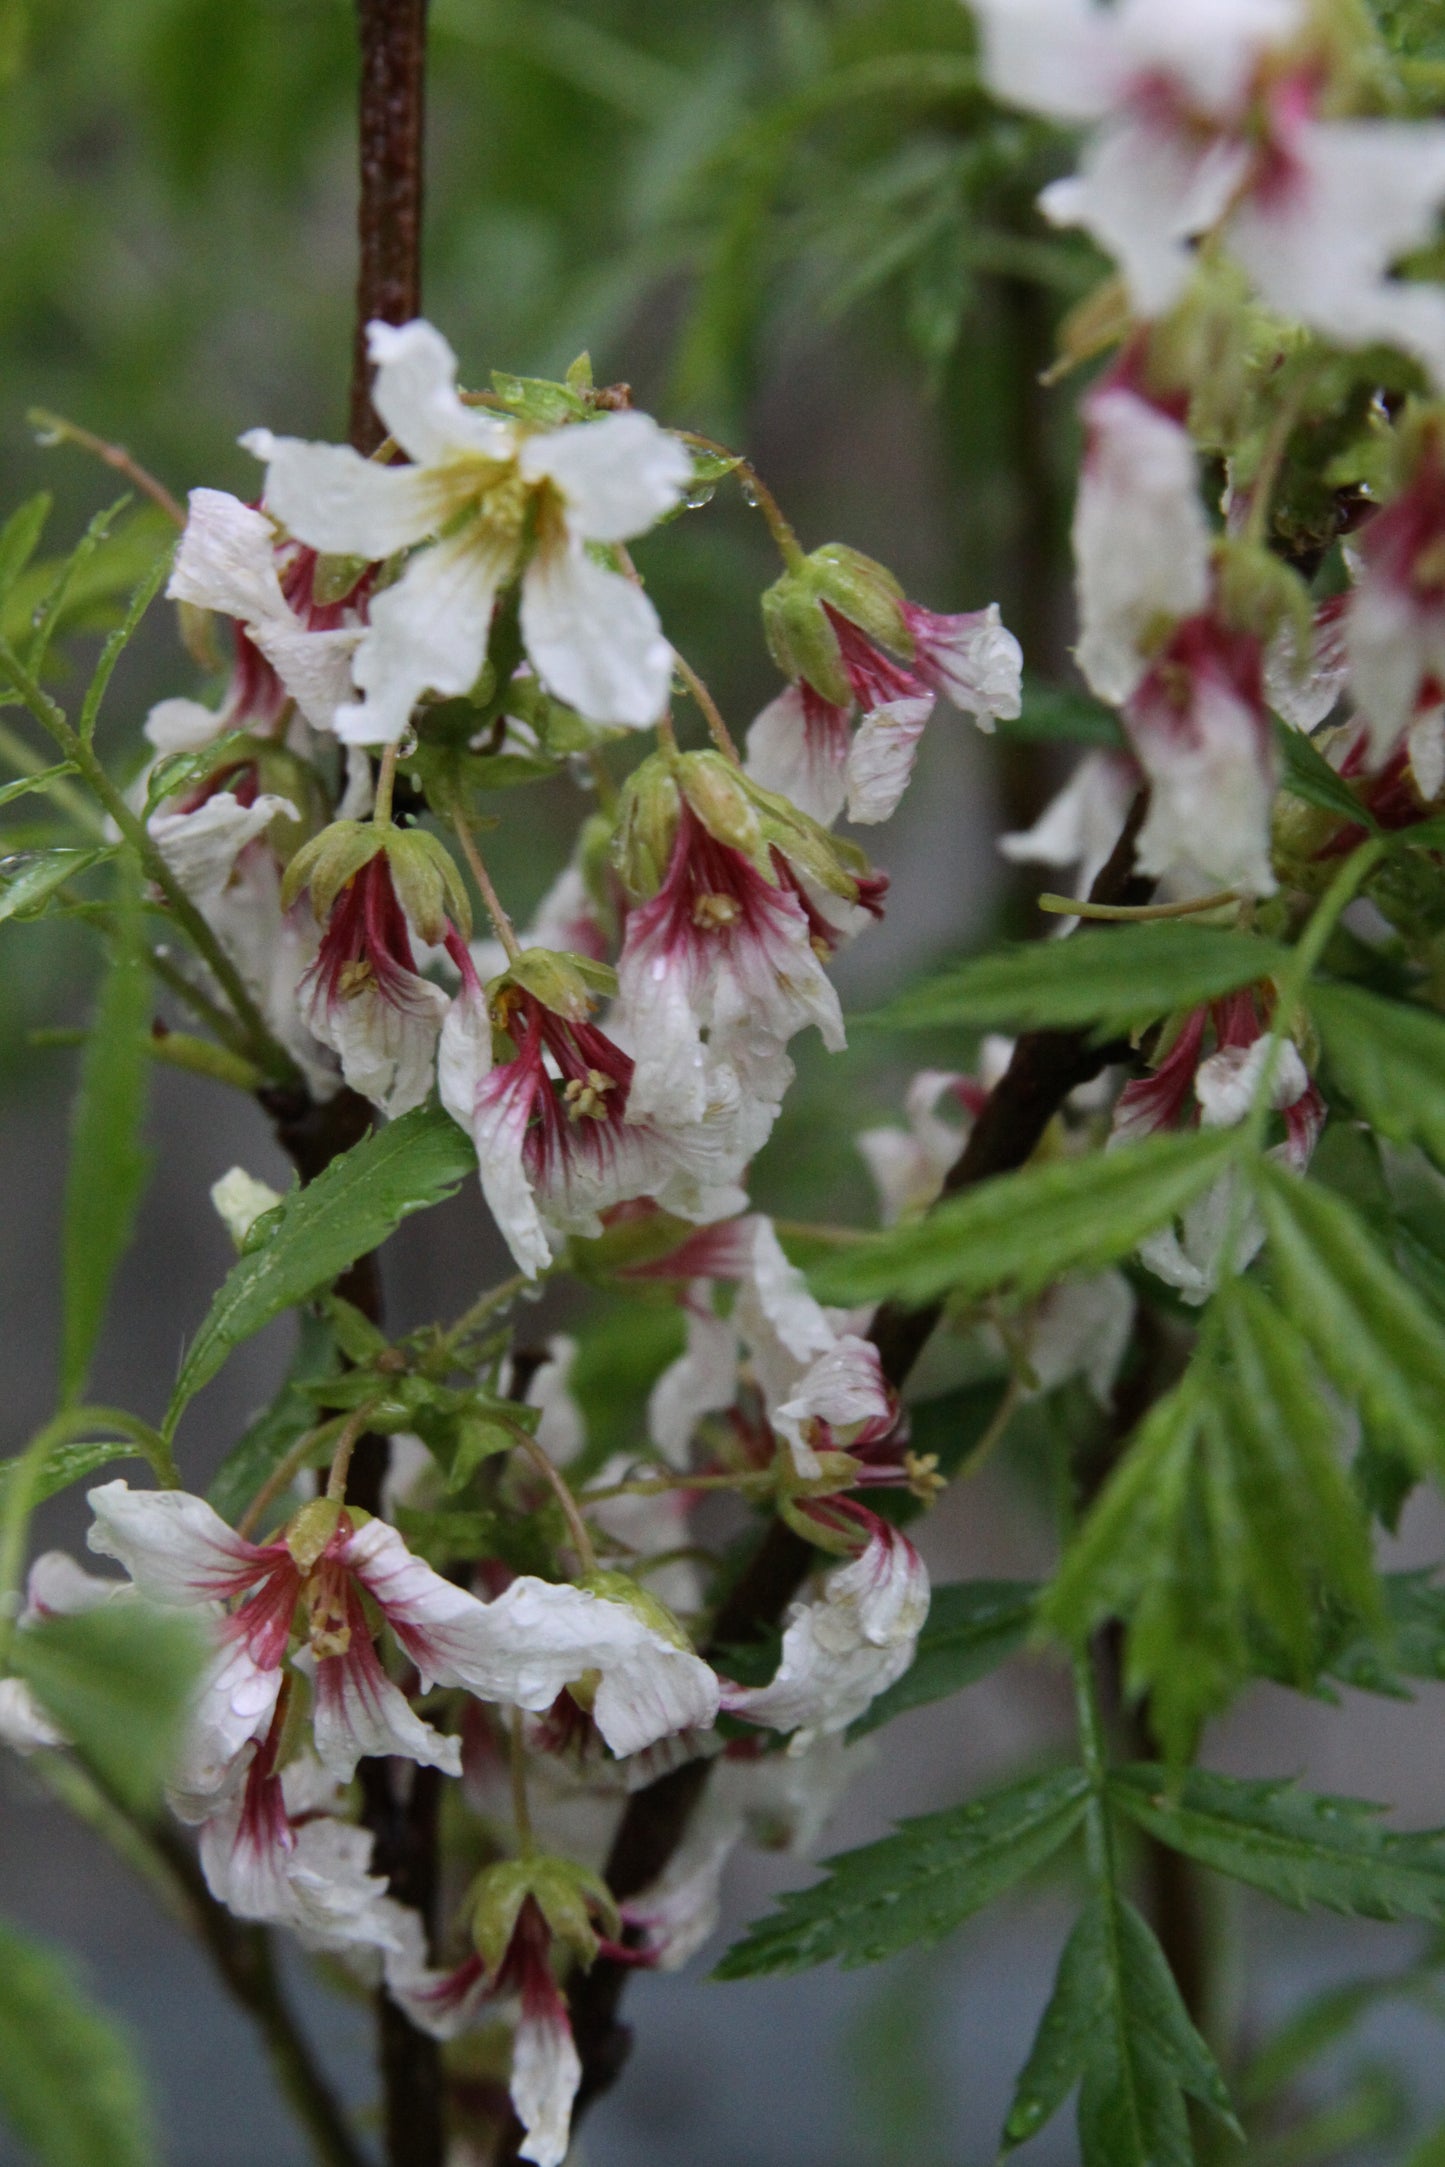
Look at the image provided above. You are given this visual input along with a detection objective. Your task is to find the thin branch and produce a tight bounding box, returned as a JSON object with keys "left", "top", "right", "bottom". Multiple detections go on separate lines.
{"left": 28, "top": 408, "right": 186, "bottom": 528}
{"left": 350, "top": 0, "right": 429, "bottom": 453}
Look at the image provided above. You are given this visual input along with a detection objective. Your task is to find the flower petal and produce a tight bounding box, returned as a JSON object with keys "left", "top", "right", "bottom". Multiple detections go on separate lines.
{"left": 86, "top": 1481, "right": 268, "bottom": 1605}
{"left": 745, "top": 683, "right": 850, "bottom": 828}
{"left": 511, "top": 1979, "right": 583, "bottom": 2167}
{"left": 845, "top": 696, "right": 934, "bottom": 824}
{"left": 520, "top": 544, "right": 673, "bottom": 728}
{"left": 647, "top": 1296, "right": 739, "bottom": 1468}
{"left": 520, "top": 411, "right": 690, "bottom": 543}
{"left": 149, "top": 793, "right": 300, "bottom": 912}
{"left": 299, "top": 1614, "right": 462, "bottom": 1786}
{"left": 168, "top": 490, "right": 288, "bottom": 624}
{"left": 242, "top": 430, "right": 444, "bottom": 558}
{"left": 366, "top": 319, "right": 518, "bottom": 469}
{"left": 335, "top": 527, "right": 511, "bottom": 746}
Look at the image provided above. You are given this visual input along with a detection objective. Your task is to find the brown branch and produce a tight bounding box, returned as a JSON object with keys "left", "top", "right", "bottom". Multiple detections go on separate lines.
{"left": 482, "top": 794, "right": 1158, "bottom": 2159}
{"left": 349, "top": 0, "right": 429, "bottom": 453}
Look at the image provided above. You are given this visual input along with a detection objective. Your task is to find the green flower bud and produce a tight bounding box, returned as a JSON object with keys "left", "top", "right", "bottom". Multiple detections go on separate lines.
{"left": 580, "top": 1568, "right": 695, "bottom": 1655}
{"left": 469, "top": 1855, "right": 619, "bottom": 1975}
{"left": 676, "top": 751, "right": 767, "bottom": 866}
{"left": 612, "top": 754, "right": 682, "bottom": 899}
{"left": 496, "top": 947, "right": 618, "bottom": 1023}
{"left": 805, "top": 543, "right": 911, "bottom": 656}
{"left": 384, "top": 827, "right": 473, "bottom": 945}
{"left": 761, "top": 564, "right": 851, "bottom": 706}
{"left": 281, "top": 819, "right": 385, "bottom": 919}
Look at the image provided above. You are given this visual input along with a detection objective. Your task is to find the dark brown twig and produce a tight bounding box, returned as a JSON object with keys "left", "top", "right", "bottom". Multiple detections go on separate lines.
{"left": 350, "top": 0, "right": 429, "bottom": 453}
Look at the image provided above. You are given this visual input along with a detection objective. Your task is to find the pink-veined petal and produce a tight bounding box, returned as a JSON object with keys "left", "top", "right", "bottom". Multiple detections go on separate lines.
{"left": 86, "top": 1482, "right": 269, "bottom": 1606}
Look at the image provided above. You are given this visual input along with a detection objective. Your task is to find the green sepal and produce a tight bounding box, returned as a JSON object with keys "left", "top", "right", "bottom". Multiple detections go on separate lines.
{"left": 281, "top": 818, "right": 384, "bottom": 918}
{"left": 496, "top": 946, "right": 617, "bottom": 1021}
{"left": 384, "top": 825, "right": 472, "bottom": 944}
{"left": 580, "top": 1567, "right": 696, "bottom": 1653}
{"left": 612, "top": 753, "right": 682, "bottom": 899}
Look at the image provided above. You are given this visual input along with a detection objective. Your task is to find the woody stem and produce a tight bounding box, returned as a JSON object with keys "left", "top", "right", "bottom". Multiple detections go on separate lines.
{"left": 349, "top": 0, "right": 428, "bottom": 454}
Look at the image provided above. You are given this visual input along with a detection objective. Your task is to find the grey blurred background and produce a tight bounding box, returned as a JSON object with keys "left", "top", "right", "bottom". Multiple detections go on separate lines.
{"left": 4, "top": 3, "right": 1445, "bottom": 2161}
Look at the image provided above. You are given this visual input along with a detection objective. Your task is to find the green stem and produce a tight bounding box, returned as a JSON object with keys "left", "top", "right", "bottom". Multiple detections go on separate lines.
{"left": 0, "top": 636, "right": 298, "bottom": 1081}
{"left": 149, "top": 1028, "right": 264, "bottom": 1093}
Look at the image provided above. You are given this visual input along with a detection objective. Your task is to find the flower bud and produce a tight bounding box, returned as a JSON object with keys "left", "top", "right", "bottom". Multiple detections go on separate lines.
{"left": 612, "top": 754, "right": 682, "bottom": 899}
{"left": 210, "top": 1166, "right": 285, "bottom": 1250}
{"left": 1216, "top": 538, "right": 1313, "bottom": 655}
{"left": 285, "top": 1496, "right": 344, "bottom": 1574}
{"left": 496, "top": 947, "right": 618, "bottom": 1023}
{"left": 281, "top": 819, "right": 385, "bottom": 920}
{"left": 761, "top": 564, "right": 851, "bottom": 706}
{"left": 805, "top": 543, "right": 911, "bottom": 656}
{"left": 579, "top": 1568, "right": 694, "bottom": 1655}
{"left": 383, "top": 827, "right": 473, "bottom": 946}
{"left": 676, "top": 751, "right": 766, "bottom": 862}
{"left": 470, "top": 1854, "right": 619, "bottom": 1974}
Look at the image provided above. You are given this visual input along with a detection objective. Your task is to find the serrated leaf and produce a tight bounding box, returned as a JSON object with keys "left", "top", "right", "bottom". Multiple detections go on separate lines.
{"left": 850, "top": 1580, "right": 1036, "bottom": 1736}
{"left": 713, "top": 1767, "right": 1090, "bottom": 1978}
{"left": 1310, "top": 981, "right": 1445, "bottom": 1170}
{"left": 168, "top": 1105, "right": 477, "bottom": 1430}
{"left": 874, "top": 927, "right": 1288, "bottom": 1036}
{"left": 1257, "top": 1162, "right": 1445, "bottom": 1474}
{"left": 12, "top": 1606, "right": 205, "bottom": 1815}
{"left": 1111, "top": 1764, "right": 1445, "bottom": 1921}
{"left": 1002, "top": 1894, "right": 1237, "bottom": 2164}
{"left": 1323, "top": 1571, "right": 1445, "bottom": 1697}
{"left": 810, "top": 1131, "right": 1236, "bottom": 1309}
{"left": 22, "top": 495, "right": 127, "bottom": 674}
{"left": 0, "top": 846, "right": 111, "bottom": 923}
{"left": 61, "top": 863, "right": 151, "bottom": 1401}
{"left": 205, "top": 1309, "right": 340, "bottom": 1526}
{"left": 0, "top": 1918, "right": 155, "bottom": 2167}
{"left": 1276, "top": 718, "right": 1375, "bottom": 827}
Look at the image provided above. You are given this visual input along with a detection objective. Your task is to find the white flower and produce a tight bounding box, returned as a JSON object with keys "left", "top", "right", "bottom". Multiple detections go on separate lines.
{"left": 0, "top": 1552, "right": 128, "bottom": 1756}
{"left": 973, "top": 0, "right": 1445, "bottom": 376}
{"left": 647, "top": 1291, "right": 740, "bottom": 1468}
{"left": 856, "top": 1069, "right": 972, "bottom": 1224}
{"left": 771, "top": 1335, "right": 897, "bottom": 1482}
{"left": 1011, "top": 1272, "right": 1136, "bottom": 1406}
{"left": 1265, "top": 594, "right": 1349, "bottom": 732}
{"left": 1126, "top": 612, "right": 1277, "bottom": 896}
{"left": 1073, "top": 373, "right": 1212, "bottom": 704}
{"left": 245, "top": 319, "right": 690, "bottom": 744}
{"left": 844, "top": 697, "right": 936, "bottom": 825}
{"left": 301, "top": 851, "right": 452, "bottom": 1120}
{"left": 148, "top": 791, "right": 300, "bottom": 915}
{"left": 1346, "top": 445, "right": 1445, "bottom": 764}
{"left": 999, "top": 750, "right": 1139, "bottom": 903}
{"left": 720, "top": 1517, "right": 930, "bottom": 1749}
{"left": 0, "top": 1679, "right": 64, "bottom": 1755}
{"left": 167, "top": 489, "right": 363, "bottom": 734}
{"left": 745, "top": 682, "right": 854, "bottom": 828}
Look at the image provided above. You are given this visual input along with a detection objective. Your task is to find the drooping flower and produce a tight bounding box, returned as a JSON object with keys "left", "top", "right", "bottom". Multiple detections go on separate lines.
{"left": 1072, "top": 351, "right": 1213, "bottom": 705}
{"left": 998, "top": 750, "right": 1140, "bottom": 904}
{"left": 439, "top": 946, "right": 745, "bottom": 1279}
{"left": 0, "top": 1552, "right": 123, "bottom": 1757}
{"left": 244, "top": 319, "right": 691, "bottom": 743}
{"left": 748, "top": 544, "right": 1021, "bottom": 825}
{"left": 971, "top": 0, "right": 1445, "bottom": 382}
{"left": 164, "top": 487, "right": 368, "bottom": 743}
{"left": 770, "top": 1336, "right": 900, "bottom": 1483}
{"left": 1346, "top": 437, "right": 1445, "bottom": 766}
{"left": 1124, "top": 609, "right": 1277, "bottom": 895}
{"left": 720, "top": 1508, "right": 930, "bottom": 1748}
{"left": 87, "top": 1482, "right": 719, "bottom": 1799}
{"left": 856, "top": 1063, "right": 999, "bottom": 1225}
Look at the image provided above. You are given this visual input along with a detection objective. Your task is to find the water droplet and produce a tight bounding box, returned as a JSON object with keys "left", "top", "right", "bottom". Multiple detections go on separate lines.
{"left": 739, "top": 479, "right": 760, "bottom": 508}
{"left": 682, "top": 485, "right": 716, "bottom": 511}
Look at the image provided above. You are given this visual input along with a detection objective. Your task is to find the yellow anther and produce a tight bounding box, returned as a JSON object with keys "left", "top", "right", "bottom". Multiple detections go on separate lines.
{"left": 692, "top": 892, "right": 741, "bottom": 931}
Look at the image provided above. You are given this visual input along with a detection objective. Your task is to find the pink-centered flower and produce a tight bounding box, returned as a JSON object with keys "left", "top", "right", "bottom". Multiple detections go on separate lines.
{"left": 1346, "top": 442, "right": 1445, "bottom": 766}
{"left": 720, "top": 1508, "right": 930, "bottom": 1747}
{"left": 748, "top": 600, "right": 1021, "bottom": 827}
{"left": 1123, "top": 609, "right": 1277, "bottom": 895}
{"left": 972, "top": 0, "right": 1445, "bottom": 381}
{"left": 300, "top": 852, "right": 453, "bottom": 1119}
{"left": 387, "top": 1898, "right": 582, "bottom": 2167}
{"left": 616, "top": 800, "right": 846, "bottom": 1130}
{"left": 87, "top": 1482, "right": 720, "bottom": 1798}
{"left": 441, "top": 967, "right": 741, "bottom": 1279}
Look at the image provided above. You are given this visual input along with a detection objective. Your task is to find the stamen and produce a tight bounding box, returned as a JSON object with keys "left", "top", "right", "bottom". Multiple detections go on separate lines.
{"left": 692, "top": 892, "right": 741, "bottom": 931}
{"left": 563, "top": 1068, "right": 615, "bottom": 1121}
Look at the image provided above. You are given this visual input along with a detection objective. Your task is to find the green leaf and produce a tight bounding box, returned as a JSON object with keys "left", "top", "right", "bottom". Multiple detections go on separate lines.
{"left": 205, "top": 1308, "right": 340, "bottom": 1527}
{"left": 1046, "top": 1290, "right": 1377, "bottom": 1764}
{"left": 850, "top": 1579, "right": 1036, "bottom": 1736}
{"left": 0, "top": 492, "right": 51, "bottom": 608}
{"left": 0, "top": 1435, "right": 141, "bottom": 1514}
{"left": 713, "top": 1767, "right": 1090, "bottom": 1978}
{"left": 810, "top": 1131, "right": 1237, "bottom": 1309}
{"left": 1257, "top": 1162, "right": 1445, "bottom": 1473}
{"left": 1276, "top": 718, "right": 1375, "bottom": 828}
{"left": 22, "top": 495, "right": 128, "bottom": 675}
{"left": 0, "top": 1917, "right": 154, "bottom": 2167}
{"left": 1111, "top": 1764, "right": 1445, "bottom": 1921}
{"left": 1002, "top": 1894, "right": 1237, "bottom": 2164}
{"left": 0, "top": 847, "right": 111, "bottom": 923}
{"left": 61, "top": 863, "right": 151, "bottom": 1401}
{"left": 0, "top": 761, "right": 77, "bottom": 807}
{"left": 1323, "top": 1571, "right": 1445, "bottom": 1697}
{"left": 872, "top": 926, "right": 1289, "bottom": 1036}
{"left": 168, "top": 1104, "right": 477, "bottom": 1430}
{"left": 12, "top": 1605, "right": 206, "bottom": 1815}
{"left": 1310, "top": 981, "right": 1445, "bottom": 1170}
{"left": 78, "top": 541, "right": 173, "bottom": 745}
